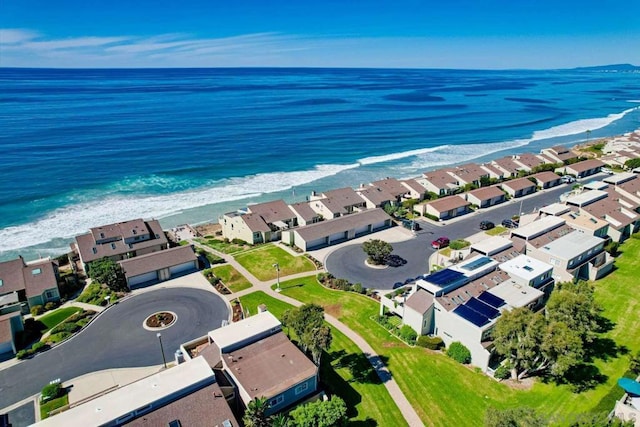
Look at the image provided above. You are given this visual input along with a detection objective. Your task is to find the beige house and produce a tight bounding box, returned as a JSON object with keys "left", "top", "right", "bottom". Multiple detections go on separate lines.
{"left": 447, "top": 163, "right": 489, "bottom": 187}
{"left": 371, "top": 177, "right": 414, "bottom": 202}
{"left": 582, "top": 194, "right": 640, "bottom": 243}
{"left": 309, "top": 187, "right": 366, "bottom": 219}
{"left": 479, "top": 163, "right": 505, "bottom": 180}
{"left": 416, "top": 195, "right": 470, "bottom": 220}
{"left": 530, "top": 171, "right": 562, "bottom": 189}
{"left": 73, "top": 219, "right": 168, "bottom": 271}
{"left": 540, "top": 145, "right": 579, "bottom": 164}
{"left": 0, "top": 256, "right": 61, "bottom": 313}
{"left": 220, "top": 200, "right": 297, "bottom": 244}
{"left": 491, "top": 157, "right": 522, "bottom": 178}
{"left": 400, "top": 178, "right": 428, "bottom": 200}
{"left": 282, "top": 208, "right": 392, "bottom": 251}
{"left": 118, "top": 245, "right": 198, "bottom": 289}
{"left": 556, "top": 159, "right": 604, "bottom": 178}
{"left": 615, "top": 176, "right": 640, "bottom": 204}
{"left": 512, "top": 153, "right": 548, "bottom": 172}
{"left": 500, "top": 178, "right": 537, "bottom": 198}
{"left": 418, "top": 169, "right": 460, "bottom": 196}
{"left": 289, "top": 201, "right": 322, "bottom": 226}
{"left": 356, "top": 185, "right": 395, "bottom": 209}
{"left": 465, "top": 186, "right": 506, "bottom": 209}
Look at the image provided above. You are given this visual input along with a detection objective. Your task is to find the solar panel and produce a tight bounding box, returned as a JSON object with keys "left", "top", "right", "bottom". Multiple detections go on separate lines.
{"left": 466, "top": 297, "right": 500, "bottom": 319}
{"left": 478, "top": 292, "right": 506, "bottom": 308}
{"left": 461, "top": 256, "right": 493, "bottom": 271}
{"left": 426, "top": 269, "right": 466, "bottom": 287}
{"left": 454, "top": 305, "right": 490, "bottom": 327}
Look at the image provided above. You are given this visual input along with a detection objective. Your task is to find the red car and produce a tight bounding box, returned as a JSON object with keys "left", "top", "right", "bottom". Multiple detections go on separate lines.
{"left": 431, "top": 237, "right": 450, "bottom": 249}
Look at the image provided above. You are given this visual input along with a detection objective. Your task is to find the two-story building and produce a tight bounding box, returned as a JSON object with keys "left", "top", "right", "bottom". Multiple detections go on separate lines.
{"left": 556, "top": 159, "right": 604, "bottom": 178}
{"left": 309, "top": 187, "right": 366, "bottom": 219}
{"left": 465, "top": 186, "right": 506, "bottom": 209}
{"left": 418, "top": 169, "right": 461, "bottom": 196}
{"left": 220, "top": 200, "right": 297, "bottom": 245}
{"left": 415, "top": 195, "right": 470, "bottom": 220}
{"left": 540, "top": 145, "right": 579, "bottom": 164}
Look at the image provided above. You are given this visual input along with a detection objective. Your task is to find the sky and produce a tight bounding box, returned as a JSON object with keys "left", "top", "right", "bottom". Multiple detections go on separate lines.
{"left": 1, "top": 0, "right": 639, "bottom": 69}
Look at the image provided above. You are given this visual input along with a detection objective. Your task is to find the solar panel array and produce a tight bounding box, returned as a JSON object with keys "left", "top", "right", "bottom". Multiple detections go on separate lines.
{"left": 426, "top": 269, "right": 466, "bottom": 287}
{"left": 477, "top": 292, "right": 506, "bottom": 308}
{"left": 466, "top": 297, "right": 500, "bottom": 319}
{"left": 461, "top": 256, "right": 493, "bottom": 271}
{"left": 453, "top": 305, "right": 490, "bottom": 327}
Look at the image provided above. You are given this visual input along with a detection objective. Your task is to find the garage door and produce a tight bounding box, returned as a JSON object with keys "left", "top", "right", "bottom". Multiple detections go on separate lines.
{"left": 372, "top": 220, "right": 387, "bottom": 230}
{"left": 329, "top": 231, "right": 347, "bottom": 242}
{"left": 305, "top": 237, "right": 327, "bottom": 250}
{"left": 129, "top": 271, "right": 158, "bottom": 287}
{"left": 355, "top": 224, "right": 370, "bottom": 235}
{"left": 169, "top": 261, "right": 196, "bottom": 275}
{"left": 0, "top": 340, "right": 13, "bottom": 355}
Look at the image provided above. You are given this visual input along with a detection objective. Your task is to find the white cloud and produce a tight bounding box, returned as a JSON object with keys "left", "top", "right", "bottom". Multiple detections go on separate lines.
{"left": 0, "top": 28, "right": 39, "bottom": 44}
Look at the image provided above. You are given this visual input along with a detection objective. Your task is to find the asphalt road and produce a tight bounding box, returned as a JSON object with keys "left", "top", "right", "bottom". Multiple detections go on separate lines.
{"left": 325, "top": 181, "right": 580, "bottom": 289}
{"left": 0, "top": 287, "right": 228, "bottom": 410}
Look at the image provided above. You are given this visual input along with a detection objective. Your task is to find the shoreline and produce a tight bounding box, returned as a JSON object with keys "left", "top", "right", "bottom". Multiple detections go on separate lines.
{"left": 2, "top": 126, "right": 640, "bottom": 262}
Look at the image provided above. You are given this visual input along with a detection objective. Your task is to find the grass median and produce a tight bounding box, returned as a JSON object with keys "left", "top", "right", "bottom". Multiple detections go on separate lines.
{"left": 235, "top": 244, "right": 315, "bottom": 281}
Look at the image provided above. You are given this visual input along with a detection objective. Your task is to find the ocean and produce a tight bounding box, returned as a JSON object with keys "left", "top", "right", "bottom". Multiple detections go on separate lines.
{"left": 0, "top": 67, "right": 638, "bottom": 261}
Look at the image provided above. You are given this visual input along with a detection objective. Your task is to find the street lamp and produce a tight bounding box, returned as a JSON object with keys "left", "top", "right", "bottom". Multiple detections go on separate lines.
{"left": 104, "top": 295, "right": 111, "bottom": 307}
{"left": 157, "top": 332, "right": 167, "bottom": 369}
{"left": 273, "top": 263, "right": 281, "bottom": 292}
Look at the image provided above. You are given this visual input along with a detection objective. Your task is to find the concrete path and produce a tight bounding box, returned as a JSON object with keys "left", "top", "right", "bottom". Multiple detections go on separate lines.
{"left": 192, "top": 241, "right": 424, "bottom": 427}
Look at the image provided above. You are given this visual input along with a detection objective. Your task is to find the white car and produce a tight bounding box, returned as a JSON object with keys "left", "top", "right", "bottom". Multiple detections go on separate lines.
{"left": 601, "top": 168, "right": 614, "bottom": 175}
{"left": 561, "top": 176, "right": 576, "bottom": 184}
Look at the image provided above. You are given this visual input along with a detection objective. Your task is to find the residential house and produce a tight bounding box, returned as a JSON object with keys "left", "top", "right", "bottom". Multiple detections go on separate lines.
{"left": 510, "top": 216, "right": 612, "bottom": 282}
{"left": 498, "top": 254, "right": 554, "bottom": 294}
{"left": 418, "top": 169, "right": 460, "bottom": 196}
{"left": 540, "top": 145, "right": 579, "bottom": 164}
{"left": 500, "top": 178, "right": 537, "bottom": 198}
{"left": 583, "top": 180, "right": 609, "bottom": 191}
{"left": 200, "top": 311, "right": 319, "bottom": 416}
{"left": 371, "top": 177, "right": 413, "bottom": 202}
{"left": 415, "top": 195, "right": 470, "bottom": 220}
{"left": 582, "top": 194, "right": 640, "bottom": 242}
{"left": 465, "top": 186, "right": 506, "bottom": 209}
{"left": 539, "top": 204, "right": 610, "bottom": 239}
{"left": 309, "top": 187, "right": 366, "bottom": 219}
{"left": 565, "top": 190, "right": 609, "bottom": 208}
{"left": 288, "top": 202, "right": 322, "bottom": 227}
{"left": 615, "top": 176, "right": 640, "bottom": 205}
{"left": 446, "top": 163, "right": 489, "bottom": 187}
{"left": 118, "top": 245, "right": 198, "bottom": 289}
{"left": 530, "top": 171, "right": 562, "bottom": 189}
{"left": 469, "top": 236, "right": 523, "bottom": 263}
{"left": 220, "top": 200, "right": 297, "bottom": 244}
{"left": 479, "top": 164, "right": 505, "bottom": 181}
{"left": 73, "top": 219, "right": 168, "bottom": 271}
{"left": 603, "top": 172, "right": 638, "bottom": 186}
{"left": 0, "top": 256, "right": 61, "bottom": 314}
{"left": 281, "top": 208, "right": 392, "bottom": 251}
{"left": 491, "top": 157, "right": 523, "bottom": 178}
{"left": 556, "top": 159, "right": 604, "bottom": 178}
{"left": 356, "top": 185, "right": 395, "bottom": 209}
{"left": 400, "top": 178, "right": 427, "bottom": 201}
{"left": 512, "top": 153, "right": 548, "bottom": 172}
{"left": 32, "top": 356, "right": 239, "bottom": 427}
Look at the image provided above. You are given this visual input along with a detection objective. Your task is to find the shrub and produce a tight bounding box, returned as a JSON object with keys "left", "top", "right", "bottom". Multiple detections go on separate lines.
{"left": 416, "top": 335, "right": 444, "bottom": 350}
{"left": 31, "top": 341, "right": 46, "bottom": 353}
{"left": 41, "top": 383, "right": 62, "bottom": 402}
{"left": 44, "top": 302, "right": 57, "bottom": 311}
{"left": 494, "top": 365, "right": 511, "bottom": 380}
{"left": 350, "top": 283, "right": 364, "bottom": 294}
{"left": 605, "top": 241, "right": 620, "bottom": 256}
{"left": 424, "top": 213, "right": 440, "bottom": 222}
{"left": 16, "top": 349, "right": 31, "bottom": 359}
{"left": 399, "top": 325, "right": 417, "bottom": 344}
{"left": 446, "top": 341, "right": 471, "bottom": 364}
{"left": 231, "top": 238, "right": 247, "bottom": 245}
{"left": 449, "top": 239, "right": 470, "bottom": 250}
{"left": 51, "top": 322, "right": 80, "bottom": 335}
{"left": 30, "top": 305, "right": 44, "bottom": 316}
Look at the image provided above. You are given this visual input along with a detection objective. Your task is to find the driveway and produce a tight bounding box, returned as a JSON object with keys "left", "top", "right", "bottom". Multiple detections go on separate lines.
{"left": 325, "top": 183, "right": 576, "bottom": 289}
{"left": 0, "top": 287, "right": 228, "bottom": 410}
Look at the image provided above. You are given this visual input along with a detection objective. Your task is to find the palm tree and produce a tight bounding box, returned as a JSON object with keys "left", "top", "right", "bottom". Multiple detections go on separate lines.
{"left": 271, "top": 413, "right": 290, "bottom": 427}
{"left": 243, "top": 397, "right": 271, "bottom": 427}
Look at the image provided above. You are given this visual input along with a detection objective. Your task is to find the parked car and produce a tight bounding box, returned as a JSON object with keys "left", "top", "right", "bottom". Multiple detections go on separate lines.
{"left": 431, "top": 237, "right": 450, "bottom": 249}
{"left": 501, "top": 219, "right": 519, "bottom": 228}
{"left": 601, "top": 167, "right": 614, "bottom": 175}
{"left": 479, "top": 220, "right": 495, "bottom": 230}
{"left": 561, "top": 175, "right": 576, "bottom": 184}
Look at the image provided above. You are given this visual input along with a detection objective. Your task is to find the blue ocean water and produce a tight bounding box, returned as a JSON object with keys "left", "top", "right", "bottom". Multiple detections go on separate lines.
{"left": 0, "top": 67, "right": 638, "bottom": 261}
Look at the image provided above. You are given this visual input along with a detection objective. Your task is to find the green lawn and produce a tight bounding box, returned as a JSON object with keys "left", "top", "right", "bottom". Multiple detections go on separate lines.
{"left": 38, "top": 307, "right": 82, "bottom": 332}
{"left": 211, "top": 265, "right": 252, "bottom": 293}
{"left": 195, "top": 238, "right": 252, "bottom": 254}
{"left": 235, "top": 245, "right": 316, "bottom": 281}
{"left": 76, "top": 283, "right": 120, "bottom": 306}
{"left": 40, "top": 394, "right": 69, "bottom": 419}
{"left": 485, "top": 225, "right": 507, "bottom": 236}
{"left": 238, "top": 291, "right": 405, "bottom": 426}
{"left": 276, "top": 263, "right": 640, "bottom": 426}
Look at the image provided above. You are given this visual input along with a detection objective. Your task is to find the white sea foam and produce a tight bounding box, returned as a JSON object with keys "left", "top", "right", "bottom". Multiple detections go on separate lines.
{"left": 0, "top": 163, "right": 358, "bottom": 254}
{"left": 358, "top": 145, "right": 447, "bottom": 166}
{"left": 531, "top": 107, "right": 637, "bottom": 141}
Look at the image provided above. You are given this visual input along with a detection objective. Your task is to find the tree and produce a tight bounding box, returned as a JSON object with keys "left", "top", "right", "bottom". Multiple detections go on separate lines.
{"left": 86, "top": 257, "right": 127, "bottom": 291}
{"left": 484, "top": 407, "right": 546, "bottom": 427}
{"left": 541, "top": 321, "right": 584, "bottom": 378}
{"left": 545, "top": 281, "right": 600, "bottom": 344}
{"left": 307, "top": 325, "right": 332, "bottom": 365}
{"left": 630, "top": 350, "right": 640, "bottom": 374}
{"left": 362, "top": 239, "right": 393, "bottom": 265}
{"left": 446, "top": 342, "right": 471, "bottom": 364}
{"left": 290, "top": 396, "right": 348, "bottom": 427}
{"left": 283, "top": 304, "right": 331, "bottom": 363}
{"left": 243, "top": 397, "right": 271, "bottom": 427}
{"left": 271, "top": 413, "right": 291, "bottom": 427}
{"left": 624, "top": 158, "right": 640, "bottom": 170}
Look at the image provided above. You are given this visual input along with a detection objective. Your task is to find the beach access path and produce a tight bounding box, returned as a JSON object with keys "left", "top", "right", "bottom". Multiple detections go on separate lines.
{"left": 190, "top": 240, "right": 424, "bottom": 427}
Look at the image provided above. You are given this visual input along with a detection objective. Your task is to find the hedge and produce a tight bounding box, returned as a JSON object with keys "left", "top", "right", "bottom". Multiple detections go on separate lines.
{"left": 446, "top": 341, "right": 471, "bottom": 364}
{"left": 41, "top": 383, "right": 62, "bottom": 402}
{"left": 494, "top": 365, "right": 511, "bottom": 380}
{"left": 416, "top": 335, "right": 444, "bottom": 350}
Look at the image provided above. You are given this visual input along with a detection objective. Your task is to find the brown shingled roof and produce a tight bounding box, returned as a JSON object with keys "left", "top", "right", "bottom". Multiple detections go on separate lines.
{"left": 371, "top": 177, "right": 409, "bottom": 198}
{"left": 247, "top": 200, "right": 296, "bottom": 224}
{"left": 405, "top": 289, "right": 434, "bottom": 314}
{"left": 118, "top": 245, "right": 196, "bottom": 278}
{"left": 357, "top": 186, "right": 395, "bottom": 206}
{"left": 567, "top": 159, "right": 605, "bottom": 173}
{"left": 425, "top": 195, "right": 470, "bottom": 212}
{"left": 295, "top": 208, "right": 390, "bottom": 241}
{"left": 467, "top": 186, "right": 505, "bottom": 201}
{"left": 501, "top": 178, "right": 536, "bottom": 191}
{"left": 224, "top": 332, "right": 318, "bottom": 400}
{"left": 531, "top": 171, "right": 561, "bottom": 183}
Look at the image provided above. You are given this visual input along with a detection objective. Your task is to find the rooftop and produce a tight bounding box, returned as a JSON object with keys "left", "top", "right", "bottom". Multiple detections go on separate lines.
{"left": 565, "top": 189, "right": 608, "bottom": 207}
{"left": 223, "top": 331, "right": 318, "bottom": 401}
{"left": 487, "top": 279, "right": 545, "bottom": 309}
{"left": 531, "top": 171, "right": 561, "bottom": 183}
{"left": 566, "top": 159, "right": 605, "bottom": 173}
{"left": 371, "top": 177, "right": 409, "bottom": 197}
{"left": 118, "top": 245, "right": 196, "bottom": 279}
{"left": 436, "top": 270, "right": 510, "bottom": 312}
{"left": 603, "top": 172, "right": 637, "bottom": 185}
{"left": 511, "top": 216, "right": 565, "bottom": 240}
{"left": 539, "top": 203, "right": 571, "bottom": 216}
{"left": 467, "top": 186, "right": 505, "bottom": 201}
{"left": 404, "top": 289, "right": 434, "bottom": 314}
{"left": 501, "top": 177, "right": 537, "bottom": 191}
{"left": 470, "top": 236, "right": 513, "bottom": 257}
{"left": 208, "top": 310, "right": 282, "bottom": 353}
{"left": 357, "top": 186, "right": 395, "bottom": 206}
{"left": 424, "top": 195, "right": 470, "bottom": 212}
{"left": 294, "top": 208, "right": 390, "bottom": 242}
{"left": 247, "top": 200, "right": 296, "bottom": 224}
{"left": 539, "top": 230, "right": 604, "bottom": 259}
{"left": 499, "top": 255, "right": 553, "bottom": 281}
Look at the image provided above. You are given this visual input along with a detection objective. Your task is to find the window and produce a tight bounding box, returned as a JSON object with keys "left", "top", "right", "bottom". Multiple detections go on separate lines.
{"left": 269, "top": 395, "right": 284, "bottom": 407}
{"left": 111, "top": 243, "right": 116, "bottom": 250}
{"left": 0, "top": 279, "right": 3, "bottom": 287}
{"left": 549, "top": 257, "right": 560, "bottom": 266}
{"left": 45, "top": 290, "right": 55, "bottom": 299}
{"left": 32, "top": 268, "right": 42, "bottom": 275}
{"left": 92, "top": 247, "right": 97, "bottom": 255}
{"left": 295, "top": 383, "right": 308, "bottom": 395}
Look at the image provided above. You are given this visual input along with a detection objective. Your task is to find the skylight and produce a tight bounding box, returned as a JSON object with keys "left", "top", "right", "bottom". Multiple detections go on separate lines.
{"left": 32, "top": 268, "right": 42, "bottom": 275}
